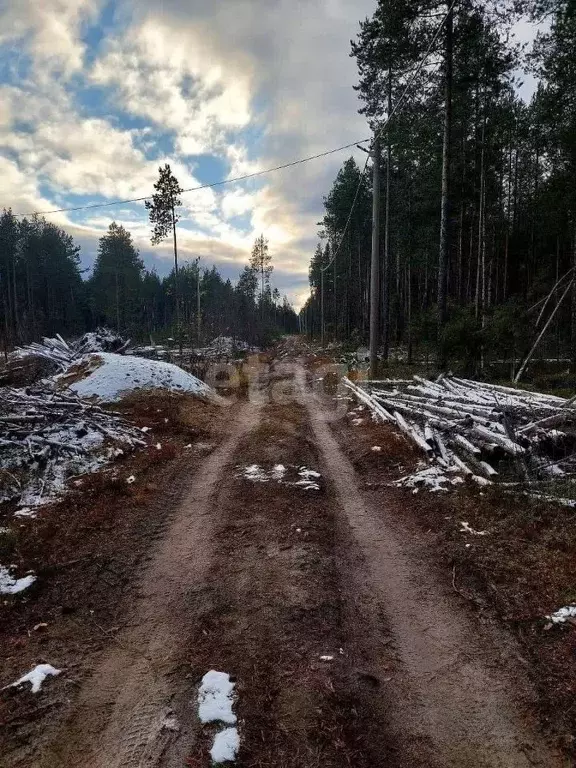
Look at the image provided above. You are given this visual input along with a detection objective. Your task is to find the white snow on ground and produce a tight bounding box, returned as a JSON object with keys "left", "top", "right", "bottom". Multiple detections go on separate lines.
{"left": 459, "top": 522, "right": 488, "bottom": 536}
{"left": 395, "top": 466, "right": 463, "bottom": 493}
{"left": 547, "top": 605, "right": 576, "bottom": 624}
{"left": 198, "top": 670, "right": 237, "bottom": 725}
{"left": 238, "top": 464, "right": 321, "bottom": 491}
{"left": 59, "top": 353, "right": 214, "bottom": 403}
{"left": 13, "top": 508, "right": 37, "bottom": 519}
{"left": 6, "top": 664, "right": 61, "bottom": 693}
{"left": 242, "top": 464, "right": 271, "bottom": 482}
{"left": 210, "top": 727, "right": 240, "bottom": 763}
{"left": 0, "top": 565, "right": 36, "bottom": 594}
{"left": 296, "top": 467, "right": 321, "bottom": 491}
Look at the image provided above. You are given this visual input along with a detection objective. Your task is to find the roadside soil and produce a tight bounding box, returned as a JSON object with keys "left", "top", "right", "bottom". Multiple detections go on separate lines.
{"left": 310, "top": 360, "right": 576, "bottom": 763}
{"left": 296, "top": 364, "right": 566, "bottom": 768}
{"left": 0, "top": 391, "right": 229, "bottom": 766}
{"left": 1, "top": 351, "right": 572, "bottom": 767}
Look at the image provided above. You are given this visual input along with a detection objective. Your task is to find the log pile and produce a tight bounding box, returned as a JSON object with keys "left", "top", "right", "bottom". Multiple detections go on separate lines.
{"left": 0, "top": 385, "right": 146, "bottom": 509}
{"left": 344, "top": 375, "right": 576, "bottom": 487}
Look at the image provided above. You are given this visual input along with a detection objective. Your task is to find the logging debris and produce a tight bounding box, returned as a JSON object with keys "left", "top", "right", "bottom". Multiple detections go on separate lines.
{"left": 14, "top": 328, "right": 130, "bottom": 372}
{"left": 344, "top": 375, "right": 576, "bottom": 495}
{"left": 0, "top": 385, "right": 146, "bottom": 510}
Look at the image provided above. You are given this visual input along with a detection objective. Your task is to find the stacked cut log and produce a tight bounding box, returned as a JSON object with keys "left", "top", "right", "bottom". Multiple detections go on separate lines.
{"left": 344, "top": 375, "right": 576, "bottom": 486}
{"left": 0, "top": 386, "right": 146, "bottom": 506}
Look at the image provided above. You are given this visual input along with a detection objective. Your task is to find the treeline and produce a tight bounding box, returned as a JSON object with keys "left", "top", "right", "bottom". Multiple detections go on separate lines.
{"left": 302, "top": 0, "right": 576, "bottom": 373}
{"left": 0, "top": 210, "right": 297, "bottom": 350}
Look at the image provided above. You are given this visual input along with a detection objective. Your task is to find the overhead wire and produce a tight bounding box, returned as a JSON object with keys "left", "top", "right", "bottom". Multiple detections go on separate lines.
{"left": 14, "top": 2, "right": 456, "bottom": 221}
{"left": 13, "top": 138, "right": 373, "bottom": 218}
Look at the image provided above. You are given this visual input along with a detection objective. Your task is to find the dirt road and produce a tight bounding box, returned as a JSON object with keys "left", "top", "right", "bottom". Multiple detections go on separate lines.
{"left": 6, "top": 359, "right": 567, "bottom": 767}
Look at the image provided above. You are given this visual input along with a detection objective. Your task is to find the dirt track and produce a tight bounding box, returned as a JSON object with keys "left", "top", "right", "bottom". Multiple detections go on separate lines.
{"left": 2, "top": 358, "right": 568, "bottom": 767}
{"left": 296, "top": 365, "right": 566, "bottom": 768}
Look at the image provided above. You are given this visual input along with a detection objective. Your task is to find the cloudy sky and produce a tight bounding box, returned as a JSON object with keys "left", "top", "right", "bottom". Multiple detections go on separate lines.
{"left": 0, "top": 1, "right": 541, "bottom": 309}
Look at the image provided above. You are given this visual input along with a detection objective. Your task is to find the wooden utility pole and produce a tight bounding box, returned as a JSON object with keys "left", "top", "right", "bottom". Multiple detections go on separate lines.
{"left": 171, "top": 201, "right": 181, "bottom": 355}
{"left": 383, "top": 73, "right": 392, "bottom": 362}
{"left": 195, "top": 256, "right": 201, "bottom": 345}
{"left": 321, "top": 267, "right": 325, "bottom": 347}
{"left": 369, "top": 133, "right": 381, "bottom": 380}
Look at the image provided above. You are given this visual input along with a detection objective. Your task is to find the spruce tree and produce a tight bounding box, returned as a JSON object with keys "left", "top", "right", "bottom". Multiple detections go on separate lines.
{"left": 91, "top": 222, "right": 143, "bottom": 334}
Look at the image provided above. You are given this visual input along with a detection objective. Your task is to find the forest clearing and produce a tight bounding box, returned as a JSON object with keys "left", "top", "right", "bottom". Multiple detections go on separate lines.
{"left": 1, "top": 335, "right": 576, "bottom": 767}
{"left": 2, "top": 0, "right": 576, "bottom": 765}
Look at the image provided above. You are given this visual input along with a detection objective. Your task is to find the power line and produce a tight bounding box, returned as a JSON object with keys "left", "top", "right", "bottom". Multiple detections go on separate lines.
{"left": 320, "top": 0, "right": 458, "bottom": 275}
{"left": 13, "top": 137, "right": 372, "bottom": 218}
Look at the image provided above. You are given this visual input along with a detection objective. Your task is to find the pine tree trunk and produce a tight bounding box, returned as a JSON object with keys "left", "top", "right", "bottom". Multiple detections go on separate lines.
{"left": 382, "top": 68, "right": 392, "bottom": 362}
{"left": 115, "top": 268, "right": 120, "bottom": 333}
{"left": 12, "top": 255, "right": 19, "bottom": 342}
{"left": 437, "top": 3, "right": 453, "bottom": 362}
{"left": 475, "top": 105, "right": 486, "bottom": 321}
{"left": 572, "top": 224, "right": 576, "bottom": 369}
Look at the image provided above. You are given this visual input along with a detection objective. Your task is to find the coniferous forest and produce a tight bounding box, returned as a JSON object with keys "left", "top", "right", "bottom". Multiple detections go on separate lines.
{"left": 0, "top": 208, "right": 298, "bottom": 351}
{"left": 302, "top": 0, "right": 576, "bottom": 375}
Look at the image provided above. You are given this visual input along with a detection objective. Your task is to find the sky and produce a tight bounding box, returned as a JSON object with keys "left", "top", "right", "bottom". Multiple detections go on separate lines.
{"left": 0, "top": 1, "right": 544, "bottom": 310}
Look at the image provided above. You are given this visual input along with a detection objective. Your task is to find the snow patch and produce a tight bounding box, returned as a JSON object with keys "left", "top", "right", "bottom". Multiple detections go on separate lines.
{"left": 395, "top": 466, "right": 462, "bottom": 493}
{"left": 459, "top": 521, "right": 488, "bottom": 536}
{"left": 198, "top": 670, "right": 237, "bottom": 725}
{"left": 210, "top": 727, "right": 240, "bottom": 763}
{"left": 238, "top": 464, "right": 321, "bottom": 491}
{"left": 0, "top": 565, "right": 36, "bottom": 595}
{"left": 6, "top": 664, "right": 61, "bottom": 693}
{"left": 547, "top": 605, "right": 576, "bottom": 624}
{"left": 13, "top": 507, "right": 37, "bottom": 519}
{"left": 59, "top": 352, "right": 214, "bottom": 403}
{"left": 242, "top": 464, "right": 271, "bottom": 483}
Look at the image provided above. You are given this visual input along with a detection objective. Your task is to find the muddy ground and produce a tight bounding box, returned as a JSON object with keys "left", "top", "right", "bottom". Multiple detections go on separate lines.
{"left": 0, "top": 350, "right": 573, "bottom": 767}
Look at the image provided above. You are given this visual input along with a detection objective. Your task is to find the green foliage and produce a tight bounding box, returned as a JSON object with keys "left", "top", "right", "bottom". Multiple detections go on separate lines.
{"left": 0, "top": 209, "right": 86, "bottom": 346}
{"left": 145, "top": 164, "right": 183, "bottom": 245}
{"left": 302, "top": 0, "right": 576, "bottom": 378}
{"left": 90, "top": 222, "right": 144, "bottom": 335}
{"left": 249, "top": 234, "right": 273, "bottom": 303}
{"left": 484, "top": 300, "right": 532, "bottom": 360}
{"left": 438, "top": 307, "right": 482, "bottom": 372}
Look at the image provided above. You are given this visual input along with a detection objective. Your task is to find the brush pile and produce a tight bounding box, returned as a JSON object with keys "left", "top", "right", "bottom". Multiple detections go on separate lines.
{"left": 198, "top": 336, "right": 258, "bottom": 359}
{"left": 344, "top": 375, "right": 576, "bottom": 490}
{"left": 0, "top": 385, "right": 146, "bottom": 510}
{"left": 13, "top": 329, "right": 130, "bottom": 372}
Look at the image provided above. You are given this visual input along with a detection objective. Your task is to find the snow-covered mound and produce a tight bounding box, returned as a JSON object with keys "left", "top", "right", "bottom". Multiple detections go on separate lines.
{"left": 59, "top": 353, "right": 214, "bottom": 403}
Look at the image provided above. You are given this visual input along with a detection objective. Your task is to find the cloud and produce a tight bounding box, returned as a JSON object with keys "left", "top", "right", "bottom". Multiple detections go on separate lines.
{"left": 0, "top": 0, "right": 374, "bottom": 307}
{"left": 91, "top": 14, "right": 254, "bottom": 157}
{"left": 0, "top": 0, "right": 100, "bottom": 77}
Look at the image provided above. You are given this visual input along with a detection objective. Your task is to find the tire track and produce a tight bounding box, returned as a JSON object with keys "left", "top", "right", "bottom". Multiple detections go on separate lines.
{"left": 296, "top": 364, "right": 565, "bottom": 768}
{"left": 39, "top": 401, "right": 261, "bottom": 768}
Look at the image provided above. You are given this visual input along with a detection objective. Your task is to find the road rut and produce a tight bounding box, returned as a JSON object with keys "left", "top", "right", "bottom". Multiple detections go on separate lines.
{"left": 39, "top": 401, "right": 260, "bottom": 768}
{"left": 297, "top": 364, "right": 565, "bottom": 768}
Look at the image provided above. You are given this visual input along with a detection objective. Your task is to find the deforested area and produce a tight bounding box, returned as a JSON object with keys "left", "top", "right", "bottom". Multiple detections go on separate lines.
{"left": 2, "top": 0, "right": 576, "bottom": 766}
